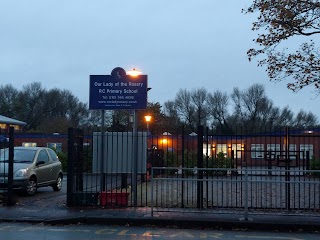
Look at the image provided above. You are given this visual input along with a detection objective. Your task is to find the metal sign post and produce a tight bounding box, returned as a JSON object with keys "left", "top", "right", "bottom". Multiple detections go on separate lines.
{"left": 132, "top": 110, "right": 138, "bottom": 206}
{"left": 100, "top": 109, "right": 105, "bottom": 192}
{"left": 89, "top": 67, "right": 148, "bottom": 207}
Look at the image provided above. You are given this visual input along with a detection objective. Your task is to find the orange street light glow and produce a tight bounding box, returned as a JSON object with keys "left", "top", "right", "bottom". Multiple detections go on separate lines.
{"left": 145, "top": 115, "right": 152, "bottom": 122}
{"left": 126, "top": 68, "right": 142, "bottom": 77}
{"left": 161, "top": 139, "right": 168, "bottom": 144}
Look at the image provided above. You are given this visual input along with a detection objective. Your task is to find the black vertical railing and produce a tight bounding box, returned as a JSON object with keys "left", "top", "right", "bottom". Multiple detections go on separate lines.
{"left": 67, "top": 128, "right": 84, "bottom": 207}
{"left": 67, "top": 127, "right": 75, "bottom": 207}
{"left": 6, "top": 127, "right": 14, "bottom": 206}
{"left": 197, "top": 125, "right": 204, "bottom": 209}
{"left": 285, "top": 127, "right": 291, "bottom": 210}
{"left": 181, "top": 125, "right": 185, "bottom": 208}
{"left": 75, "top": 129, "right": 84, "bottom": 192}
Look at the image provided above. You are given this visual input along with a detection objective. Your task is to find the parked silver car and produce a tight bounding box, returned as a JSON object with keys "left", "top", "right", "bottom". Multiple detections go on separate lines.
{"left": 0, "top": 147, "right": 63, "bottom": 196}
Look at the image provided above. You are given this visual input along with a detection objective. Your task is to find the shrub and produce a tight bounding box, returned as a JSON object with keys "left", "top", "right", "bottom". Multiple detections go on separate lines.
{"left": 310, "top": 157, "right": 320, "bottom": 177}
{"left": 56, "top": 151, "right": 68, "bottom": 172}
{"left": 206, "top": 152, "right": 234, "bottom": 176}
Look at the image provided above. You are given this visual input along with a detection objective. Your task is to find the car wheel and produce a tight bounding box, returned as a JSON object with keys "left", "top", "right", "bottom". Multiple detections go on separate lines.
{"left": 52, "top": 175, "right": 62, "bottom": 191}
{"left": 25, "top": 177, "right": 37, "bottom": 196}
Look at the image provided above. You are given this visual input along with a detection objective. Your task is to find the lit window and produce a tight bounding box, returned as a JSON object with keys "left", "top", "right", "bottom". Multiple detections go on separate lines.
{"left": 22, "top": 142, "right": 37, "bottom": 147}
{"left": 203, "top": 144, "right": 211, "bottom": 156}
{"left": 232, "top": 144, "right": 242, "bottom": 159}
{"left": 251, "top": 144, "right": 264, "bottom": 159}
{"left": 267, "top": 144, "right": 280, "bottom": 160}
{"left": 300, "top": 144, "right": 313, "bottom": 160}
{"left": 216, "top": 144, "right": 227, "bottom": 157}
{"left": 282, "top": 144, "right": 297, "bottom": 160}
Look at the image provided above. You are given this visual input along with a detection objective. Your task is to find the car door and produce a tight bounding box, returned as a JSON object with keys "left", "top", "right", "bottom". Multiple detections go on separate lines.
{"left": 35, "top": 149, "right": 51, "bottom": 185}
{"left": 47, "top": 148, "right": 61, "bottom": 182}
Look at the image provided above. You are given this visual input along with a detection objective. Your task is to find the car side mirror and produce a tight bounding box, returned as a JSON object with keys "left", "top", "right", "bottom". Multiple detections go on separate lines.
{"left": 36, "top": 160, "right": 45, "bottom": 166}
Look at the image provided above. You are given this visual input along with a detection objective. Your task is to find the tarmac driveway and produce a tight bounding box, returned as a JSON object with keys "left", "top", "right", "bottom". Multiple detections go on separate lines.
{"left": 12, "top": 178, "right": 67, "bottom": 208}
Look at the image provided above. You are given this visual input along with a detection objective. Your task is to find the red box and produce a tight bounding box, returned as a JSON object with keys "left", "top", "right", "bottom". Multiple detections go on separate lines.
{"left": 99, "top": 192, "right": 129, "bottom": 207}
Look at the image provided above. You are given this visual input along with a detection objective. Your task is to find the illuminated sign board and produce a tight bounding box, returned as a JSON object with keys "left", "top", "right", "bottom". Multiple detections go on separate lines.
{"left": 89, "top": 68, "right": 148, "bottom": 110}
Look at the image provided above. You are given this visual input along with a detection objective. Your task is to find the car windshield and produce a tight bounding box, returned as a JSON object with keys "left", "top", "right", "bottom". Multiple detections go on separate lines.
{"left": 0, "top": 148, "right": 36, "bottom": 163}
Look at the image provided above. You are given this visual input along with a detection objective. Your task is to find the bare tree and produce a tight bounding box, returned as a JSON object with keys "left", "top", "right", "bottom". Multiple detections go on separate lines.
{"left": 163, "top": 100, "right": 181, "bottom": 131}
{"left": 173, "top": 88, "right": 209, "bottom": 131}
{"left": 207, "top": 90, "right": 231, "bottom": 132}
{"left": 294, "top": 109, "right": 318, "bottom": 128}
{"left": 191, "top": 88, "right": 208, "bottom": 127}
{"left": 0, "top": 84, "right": 19, "bottom": 118}
{"left": 175, "top": 89, "right": 196, "bottom": 131}
{"left": 16, "top": 82, "right": 46, "bottom": 131}
{"left": 269, "top": 106, "right": 294, "bottom": 128}
{"left": 231, "top": 84, "right": 274, "bottom": 132}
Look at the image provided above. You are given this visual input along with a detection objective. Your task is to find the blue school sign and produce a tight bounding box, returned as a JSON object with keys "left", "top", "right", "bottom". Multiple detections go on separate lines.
{"left": 89, "top": 67, "right": 148, "bottom": 110}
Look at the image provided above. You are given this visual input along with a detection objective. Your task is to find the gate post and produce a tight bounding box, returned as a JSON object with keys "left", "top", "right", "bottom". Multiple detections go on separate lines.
{"left": 67, "top": 127, "right": 75, "bottom": 207}
{"left": 197, "top": 126, "right": 204, "bottom": 209}
{"left": 285, "top": 127, "right": 291, "bottom": 210}
{"left": 75, "top": 129, "right": 84, "bottom": 192}
{"left": 181, "top": 125, "right": 185, "bottom": 208}
{"left": 6, "top": 127, "right": 14, "bottom": 206}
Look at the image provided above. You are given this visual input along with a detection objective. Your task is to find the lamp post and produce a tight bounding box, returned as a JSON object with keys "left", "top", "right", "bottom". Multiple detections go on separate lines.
{"left": 144, "top": 115, "right": 151, "bottom": 135}
{"left": 127, "top": 68, "right": 143, "bottom": 207}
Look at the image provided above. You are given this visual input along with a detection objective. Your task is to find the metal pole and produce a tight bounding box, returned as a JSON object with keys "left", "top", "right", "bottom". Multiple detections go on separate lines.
{"left": 151, "top": 167, "right": 154, "bottom": 217}
{"left": 132, "top": 110, "right": 138, "bottom": 206}
{"left": 67, "top": 128, "right": 74, "bottom": 207}
{"left": 285, "top": 126, "right": 290, "bottom": 210}
{"left": 197, "top": 125, "right": 203, "bottom": 209}
{"left": 244, "top": 168, "right": 249, "bottom": 220}
{"left": 181, "top": 125, "right": 185, "bottom": 208}
{"left": 7, "top": 127, "right": 14, "bottom": 206}
{"left": 100, "top": 110, "right": 105, "bottom": 192}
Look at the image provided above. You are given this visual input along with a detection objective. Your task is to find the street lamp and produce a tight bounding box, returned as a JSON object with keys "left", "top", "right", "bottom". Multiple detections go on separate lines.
{"left": 126, "top": 68, "right": 142, "bottom": 77}
{"left": 126, "top": 67, "right": 144, "bottom": 207}
{"left": 144, "top": 115, "right": 151, "bottom": 135}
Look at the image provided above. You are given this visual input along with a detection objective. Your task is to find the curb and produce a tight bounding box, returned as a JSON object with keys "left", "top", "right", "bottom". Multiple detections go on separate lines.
{"left": 1, "top": 215, "right": 320, "bottom": 232}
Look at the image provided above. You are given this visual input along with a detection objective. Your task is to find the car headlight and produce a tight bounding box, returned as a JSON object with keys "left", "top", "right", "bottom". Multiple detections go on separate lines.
{"left": 14, "top": 169, "right": 28, "bottom": 178}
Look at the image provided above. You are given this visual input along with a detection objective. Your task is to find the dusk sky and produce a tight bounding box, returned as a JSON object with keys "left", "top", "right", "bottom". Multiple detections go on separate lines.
{"left": 0, "top": 1, "right": 318, "bottom": 118}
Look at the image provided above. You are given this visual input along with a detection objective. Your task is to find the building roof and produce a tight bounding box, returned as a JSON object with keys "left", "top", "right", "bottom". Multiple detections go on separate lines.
{"left": 0, "top": 115, "right": 27, "bottom": 126}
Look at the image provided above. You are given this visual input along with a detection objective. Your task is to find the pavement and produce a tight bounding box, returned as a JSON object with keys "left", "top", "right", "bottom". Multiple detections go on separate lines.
{"left": 1, "top": 194, "right": 320, "bottom": 232}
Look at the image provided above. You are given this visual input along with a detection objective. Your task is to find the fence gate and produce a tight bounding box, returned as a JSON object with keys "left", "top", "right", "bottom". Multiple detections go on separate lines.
{"left": 66, "top": 127, "right": 149, "bottom": 208}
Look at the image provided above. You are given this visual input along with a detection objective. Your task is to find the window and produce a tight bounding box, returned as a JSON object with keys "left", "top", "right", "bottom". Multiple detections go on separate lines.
{"left": 48, "top": 148, "right": 59, "bottom": 161}
{"left": 47, "top": 143, "right": 62, "bottom": 152}
{"left": 216, "top": 144, "right": 227, "bottom": 157}
{"left": 232, "top": 144, "right": 242, "bottom": 159}
{"left": 267, "top": 144, "right": 280, "bottom": 160}
{"left": 251, "top": 144, "right": 264, "bottom": 159}
{"left": 10, "top": 124, "right": 21, "bottom": 131}
{"left": 300, "top": 144, "right": 313, "bottom": 160}
{"left": 203, "top": 144, "right": 211, "bottom": 156}
{"left": 37, "top": 150, "right": 50, "bottom": 164}
{"left": 282, "top": 144, "right": 297, "bottom": 160}
{"left": 22, "top": 142, "right": 37, "bottom": 147}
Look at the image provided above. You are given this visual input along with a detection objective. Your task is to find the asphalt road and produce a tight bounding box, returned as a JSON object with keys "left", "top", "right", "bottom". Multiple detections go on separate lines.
{"left": 0, "top": 222, "right": 319, "bottom": 240}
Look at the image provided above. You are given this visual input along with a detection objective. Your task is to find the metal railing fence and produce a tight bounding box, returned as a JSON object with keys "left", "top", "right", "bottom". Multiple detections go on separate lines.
{"left": 150, "top": 167, "right": 320, "bottom": 218}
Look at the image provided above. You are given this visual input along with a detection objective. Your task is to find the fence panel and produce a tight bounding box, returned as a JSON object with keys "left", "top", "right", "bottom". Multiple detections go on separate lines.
{"left": 150, "top": 167, "right": 320, "bottom": 217}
